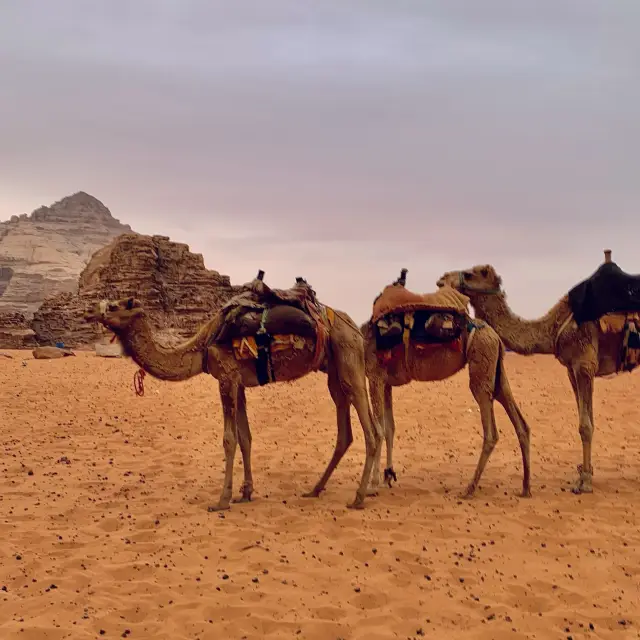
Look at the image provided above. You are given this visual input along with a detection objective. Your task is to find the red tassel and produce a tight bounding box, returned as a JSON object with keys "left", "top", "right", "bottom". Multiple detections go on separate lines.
{"left": 134, "top": 368, "right": 146, "bottom": 396}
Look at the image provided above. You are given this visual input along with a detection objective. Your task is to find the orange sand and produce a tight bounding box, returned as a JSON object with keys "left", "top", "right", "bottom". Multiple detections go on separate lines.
{"left": 1, "top": 351, "right": 639, "bottom": 639}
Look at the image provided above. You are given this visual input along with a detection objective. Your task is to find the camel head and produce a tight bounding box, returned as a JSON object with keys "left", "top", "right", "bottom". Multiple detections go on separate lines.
{"left": 84, "top": 297, "right": 145, "bottom": 330}
{"left": 437, "top": 264, "right": 503, "bottom": 295}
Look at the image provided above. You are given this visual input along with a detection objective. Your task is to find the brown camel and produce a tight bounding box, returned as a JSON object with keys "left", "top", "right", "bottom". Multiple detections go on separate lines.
{"left": 85, "top": 287, "right": 382, "bottom": 512}
{"left": 362, "top": 271, "right": 532, "bottom": 498}
{"left": 437, "top": 253, "right": 639, "bottom": 494}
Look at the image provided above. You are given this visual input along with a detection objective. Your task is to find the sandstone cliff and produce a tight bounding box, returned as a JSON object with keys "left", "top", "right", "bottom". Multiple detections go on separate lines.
{"left": 0, "top": 192, "right": 132, "bottom": 318}
{"left": 33, "top": 233, "right": 241, "bottom": 347}
{"left": 0, "top": 311, "right": 37, "bottom": 349}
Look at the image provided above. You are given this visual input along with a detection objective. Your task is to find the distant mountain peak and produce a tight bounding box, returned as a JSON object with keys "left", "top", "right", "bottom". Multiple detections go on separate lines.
{"left": 0, "top": 192, "right": 133, "bottom": 317}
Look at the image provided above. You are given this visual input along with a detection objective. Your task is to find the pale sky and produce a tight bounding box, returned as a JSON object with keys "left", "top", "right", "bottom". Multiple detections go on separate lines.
{"left": 1, "top": 1, "right": 638, "bottom": 322}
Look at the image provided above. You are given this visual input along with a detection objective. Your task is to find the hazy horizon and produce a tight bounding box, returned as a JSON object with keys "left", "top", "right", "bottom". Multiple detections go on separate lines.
{"left": 1, "top": 1, "right": 638, "bottom": 322}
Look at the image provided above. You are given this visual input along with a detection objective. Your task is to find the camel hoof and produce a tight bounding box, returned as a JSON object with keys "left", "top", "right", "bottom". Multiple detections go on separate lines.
{"left": 384, "top": 467, "right": 397, "bottom": 488}
{"left": 520, "top": 489, "right": 532, "bottom": 498}
{"left": 572, "top": 470, "right": 594, "bottom": 494}
{"left": 366, "top": 489, "right": 379, "bottom": 498}
{"left": 459, "top": 485, "right": 476, "bottom": 500}
{"left": 347, "top": 500, "right": 365, "bottom": 510}
{"left": 207, "top": 503, "right": 230, "bottom": 512}
{"left": 232, "top": 485, "right": 253, "bottom": 503}
{"left": 571, "top": 484, "right": 593, "bottom": 495}
{"left": 301, "top": 490, "right": 321, "bottom": 499}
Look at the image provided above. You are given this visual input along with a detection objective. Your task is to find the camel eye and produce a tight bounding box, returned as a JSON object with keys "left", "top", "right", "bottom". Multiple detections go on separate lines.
{"left": 463, "top": 272, "right": 472, "bottom": 280}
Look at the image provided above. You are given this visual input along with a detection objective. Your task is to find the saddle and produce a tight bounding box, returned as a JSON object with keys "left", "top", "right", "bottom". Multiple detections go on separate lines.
{"left": 568, "top": 256, "right": 640, "bottom": 324}
{"left": 211, "top": 271, "right": 333, "bottom": 384}
{"left": 372, "top": 270, "right": 470, "bottom": 322}
{"left": 371, "top": 269, "right": 470, "bottom": 360}
{"left": 599, "top": 311, "right": 640, "bottom": 373}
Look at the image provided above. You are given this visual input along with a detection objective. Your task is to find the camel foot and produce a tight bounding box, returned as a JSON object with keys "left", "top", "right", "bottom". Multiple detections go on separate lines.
{"left": 301, "top": 488, "right": 323, "bottom": 499}
{"left": 571, "top": 479, "right": 593, "bottom": 494}
{"left": 347, "top": 499, "right": 365, "bottom": 510}
{"left": 384, "top": 467, "right": 397, "bottom": 488}
{"left": 572, "top": 465, "right": 593, "bottom": 494}
{"left": 571, "top": 484, "right": 593, "bottom": 495}
{"left": 460, "top": 485, "right": 476, "bottom": 500}
{"left": 520, "top": 488, "right": 532, "bottom": 498}
{"left": 232, "top": 484, "right": 253, "bottom": 503}
{"left": 366, "top": 489, "right": 379, "bottom": 498}
{"left": 207, "top": 503, "right": 230, "bottom": 512}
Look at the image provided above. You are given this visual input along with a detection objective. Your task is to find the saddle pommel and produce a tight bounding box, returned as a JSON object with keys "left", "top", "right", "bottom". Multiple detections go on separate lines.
{"left": 395, "top": 268, "right": 408, "bottom": 287}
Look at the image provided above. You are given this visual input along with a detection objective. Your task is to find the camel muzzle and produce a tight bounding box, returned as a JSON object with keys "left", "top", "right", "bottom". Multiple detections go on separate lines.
{"left": 84, "top": 300, "right": 109, "bottom": 323}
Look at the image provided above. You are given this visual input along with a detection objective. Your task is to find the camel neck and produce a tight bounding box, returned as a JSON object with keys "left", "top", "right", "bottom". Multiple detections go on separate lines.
{"left": 470, "top": 293, "right": 569, "bottom": 355}
{"left": 116, "top": 315, "right": 205, "bottom": 381}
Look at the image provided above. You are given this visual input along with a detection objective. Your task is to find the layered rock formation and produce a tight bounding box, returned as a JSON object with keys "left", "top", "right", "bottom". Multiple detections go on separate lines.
{"left": 0, "top": 311, "right": 37, "bottom": 349}
{"left": 0, "top": 192, "right": 132, "bottom": 318}
{"left": 33, "top": 233, "right": 241, "bottom": 347}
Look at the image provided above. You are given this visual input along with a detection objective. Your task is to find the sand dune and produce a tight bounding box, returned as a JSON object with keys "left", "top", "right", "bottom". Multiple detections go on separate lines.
{"left": 1, "top": 351, "right": 639, "bottom": 639}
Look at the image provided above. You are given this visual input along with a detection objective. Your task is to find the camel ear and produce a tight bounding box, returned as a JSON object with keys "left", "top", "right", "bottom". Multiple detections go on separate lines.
{"left": 126, "top": 298, "right": 134, "bottom": 310}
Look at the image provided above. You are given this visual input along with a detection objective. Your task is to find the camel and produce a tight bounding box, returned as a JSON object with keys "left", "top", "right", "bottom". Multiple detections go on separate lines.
{"left": 85, "top": 280, "right": 383, "bottom": 512}
{"left": 437, "top": 251, "right": 640, "bottom": 494}
{"left": 362, "top": 270, "right": 532, "bottom": 498}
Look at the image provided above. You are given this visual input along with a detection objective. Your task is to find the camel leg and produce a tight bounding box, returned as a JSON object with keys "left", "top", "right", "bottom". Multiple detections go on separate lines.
{"left": 208, "top": 379, "right": 239, "bottom": 512}
{"left": 302, "top": 363, "right": 353, "bottom": 499}
{"left": 571, "top": 367, "right": 595, "bottom": 494}
{"left": 233, "top": 387, "right": 254, "bottom": 503}
{"left": 330, "top": 335, "right": 382, "bottom": 508}
{"left": 347, "top": 381, "right": 383, "bottom": 509}
{"left": 462, "top": 392, "right": 498, "bottom": 498}
{"left": 383, "top": 384, "right": 397, "bottom": 486}
{"left": 307, "top": 321, "right": 381, "bottom": 509}
{"left": 495, "top": 376, "right": 532, "bottom": 498}
{"left": 367, "top": 377, "right": 385, "bottom": 491}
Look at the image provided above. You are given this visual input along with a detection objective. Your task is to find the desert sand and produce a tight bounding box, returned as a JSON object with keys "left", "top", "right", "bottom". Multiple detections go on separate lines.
{"left": 1, "top": 351, "right": 639, "bottom": 639}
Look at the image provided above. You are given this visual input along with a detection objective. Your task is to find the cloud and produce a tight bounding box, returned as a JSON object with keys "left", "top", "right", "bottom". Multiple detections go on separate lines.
{"left": 1, "top": 0, "right": 638, "bottom": 321}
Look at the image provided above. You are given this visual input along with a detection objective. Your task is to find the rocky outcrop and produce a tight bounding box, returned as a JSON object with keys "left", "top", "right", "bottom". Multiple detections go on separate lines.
{"left": 0, "top": 192, "right": 132, "bottom": 318}
{"left": 33, "top": 233, "right": 241, "bottom": 348}
{"left": 0, "top": 311, "right": 37, "bottom": 349}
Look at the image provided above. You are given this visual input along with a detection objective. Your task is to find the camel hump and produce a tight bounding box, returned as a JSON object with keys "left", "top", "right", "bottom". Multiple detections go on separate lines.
{"left": 372, "top": 284, "right": 469, "bottom": 322}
